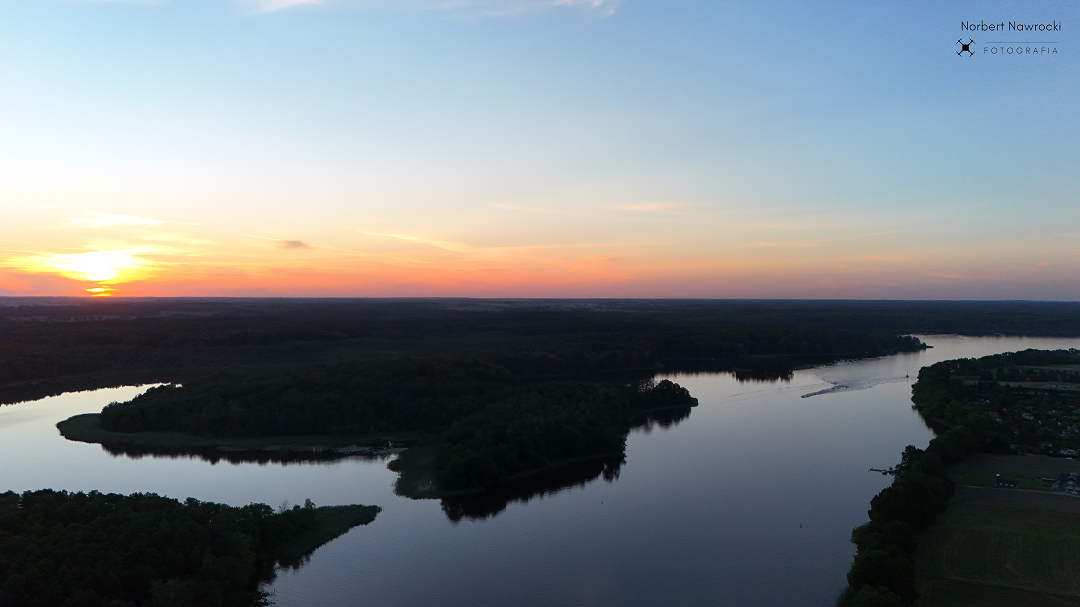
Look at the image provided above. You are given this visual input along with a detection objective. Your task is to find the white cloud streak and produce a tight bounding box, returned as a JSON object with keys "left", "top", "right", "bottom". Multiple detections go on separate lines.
{"left": 67, "top": 213, "right": 165, "bottom": 229}
{"left": 239, "top": 0, "right": 616, "bottom": 16}
{"left": 614, "top": 202, "right": 695, "bottom": 212}
{"left": 432, "top": 0, "right": 618, "bottom": 16}
{"left": 240, "top": 0, "right": 323, "bottom": 12}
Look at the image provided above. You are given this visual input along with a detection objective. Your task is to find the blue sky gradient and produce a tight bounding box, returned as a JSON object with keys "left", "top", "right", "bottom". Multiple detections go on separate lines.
{"left": 1, "top": 0, "right": 1076, "bottom": 298}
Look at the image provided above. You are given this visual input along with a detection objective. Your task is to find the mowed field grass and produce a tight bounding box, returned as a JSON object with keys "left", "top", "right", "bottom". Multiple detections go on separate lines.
{"left": 915, "top": 485, "right": 1080, "bottom": 607}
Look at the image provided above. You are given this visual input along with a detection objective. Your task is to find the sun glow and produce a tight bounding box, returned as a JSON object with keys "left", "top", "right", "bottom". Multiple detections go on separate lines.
{"left": 13, "top": 250, "right": 158, "bottom": 296}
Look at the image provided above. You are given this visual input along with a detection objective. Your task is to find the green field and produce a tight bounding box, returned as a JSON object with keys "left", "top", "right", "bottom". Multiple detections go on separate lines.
{"left": 915, "top": 488, "right": 1080, "bottom": 607}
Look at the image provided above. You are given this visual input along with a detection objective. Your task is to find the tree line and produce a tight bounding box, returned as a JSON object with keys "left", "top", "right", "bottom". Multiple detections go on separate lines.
{"left": 0, "top": 299, "right": 940, "bottom": 401}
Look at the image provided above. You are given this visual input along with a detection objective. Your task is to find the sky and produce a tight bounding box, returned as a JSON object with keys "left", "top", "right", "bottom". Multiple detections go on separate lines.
{"left": 0, "top": 0, "right": 1076, "bottom": 299}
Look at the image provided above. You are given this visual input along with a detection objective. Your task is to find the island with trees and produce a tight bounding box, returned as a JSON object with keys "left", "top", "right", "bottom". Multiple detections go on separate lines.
{"left": 59, "top": 357, "right": 700, "bottom": 497}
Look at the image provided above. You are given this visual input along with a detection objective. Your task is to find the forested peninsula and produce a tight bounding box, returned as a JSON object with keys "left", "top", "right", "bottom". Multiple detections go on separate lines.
{"left": 837, "top": 348, "right": 1080, "bottom": 607}
{"left": 61, "top": 358, "right": 700, "bottom": 496}
{"left": 0, "top": 490, "right": 379, "bottom": 607}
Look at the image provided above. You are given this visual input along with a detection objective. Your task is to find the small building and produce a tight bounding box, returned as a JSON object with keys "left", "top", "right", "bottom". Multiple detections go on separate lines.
{"left": 1052, "top": 473, "right": 1080, "bottom": 494}
{"left": 995, "top": 474, "right": 1019, "bottom": 488}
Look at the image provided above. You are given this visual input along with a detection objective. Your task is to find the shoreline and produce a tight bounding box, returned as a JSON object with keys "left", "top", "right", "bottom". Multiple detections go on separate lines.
{"left": 60, "top": 413, "right": 635, "bottom": 502}
{"left": 57, "top": 413, "right": 428, "bottom": 455}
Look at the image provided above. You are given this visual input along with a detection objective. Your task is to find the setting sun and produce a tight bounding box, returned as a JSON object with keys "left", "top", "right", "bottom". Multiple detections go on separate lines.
{"left": 12, "top": 250, "right": 156, "bottom": 295}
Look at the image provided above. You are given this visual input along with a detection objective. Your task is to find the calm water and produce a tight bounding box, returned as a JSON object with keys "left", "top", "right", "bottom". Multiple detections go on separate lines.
{"left": 3, "top": 335, "right": 1079, "bottom": 606}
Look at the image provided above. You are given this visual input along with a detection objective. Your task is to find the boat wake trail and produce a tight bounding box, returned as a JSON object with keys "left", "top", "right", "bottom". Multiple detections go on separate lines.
{"left": 800, "top": 375, "right": 911, "bottom": 399}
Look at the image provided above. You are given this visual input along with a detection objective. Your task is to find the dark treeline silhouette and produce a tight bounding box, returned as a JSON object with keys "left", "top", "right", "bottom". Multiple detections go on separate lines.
{"left": 2, "top": 296, "right": 1036, "bottom": 404}
{"left": 0, "top": 489, "right": 379, "bottom": 607}
{"left": 836, "top": 348, "right": 1080, "bottom": 606}
{"left": 95, "top": 359, "right": 698, "bottom": 493}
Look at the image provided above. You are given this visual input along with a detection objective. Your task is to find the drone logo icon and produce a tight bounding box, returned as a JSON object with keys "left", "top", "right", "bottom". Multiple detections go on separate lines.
{"left": 957, "top": 39, "right": 974, "bottom": 56}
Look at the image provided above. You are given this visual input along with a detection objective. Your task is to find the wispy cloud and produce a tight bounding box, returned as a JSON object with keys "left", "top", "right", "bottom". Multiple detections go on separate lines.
{"left": 365, "top": 231, "right": 659, "bottom": 253}
{"left": 750, "top": 231, "right": 907, "bottom": 249}
{"left": 446, "top": 0, "right": 619, "bottom": 17}
{"left": 280, "top": 239, "right": 311, "bottom": 249}
{"left": 752, "top": 241, "right": 824, "bottom": 249}
{"left": 240, "top": 0, "right": 323, "bottom": 12}
{"left": 614, "top": 202, "right": 694, "bottom": 212}
{"left": 365, "top": 232, "right": 475, "bottom": 253}
{"left": 67, "top": 212, "right": 166, "bottom": 229}
{"left": 70, "top": 0, "right": 163, "bottom": 5}
{"left": 240, "top": 0, "right": 617, "bottom": 16}
{"left": 139, "top": 232, "right": 216, "bottom": 246}
{"left": 488, "top": 203, "right": 572, "bottom": 215}
{"left": 865, "top": 255, "right": 916, "bottom": 263}
{"left": 243, "top": 234, "right": 425, "bottom": 263}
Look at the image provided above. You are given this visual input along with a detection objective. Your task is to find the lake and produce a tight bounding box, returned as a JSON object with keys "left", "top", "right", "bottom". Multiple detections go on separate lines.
{"left": 3, "top": 335, "right": 1078, "bottom": 606}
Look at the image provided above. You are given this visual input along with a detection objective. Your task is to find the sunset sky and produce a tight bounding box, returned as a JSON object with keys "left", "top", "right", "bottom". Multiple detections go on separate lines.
{"left": 1, "top": 0, "right": 1076, "bottom": 299}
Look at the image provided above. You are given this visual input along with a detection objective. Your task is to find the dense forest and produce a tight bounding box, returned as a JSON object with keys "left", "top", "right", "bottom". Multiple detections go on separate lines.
{"left": 4, "top": 296, "right": 1062, "bottom": 404}
{"left": 836, "top": 348, "right": 1080, "bottom": 606}
{"left": 92, "top": 358, "right": 698, "bottom": 493}
{"left": 0, "top": 490, "right": 379, "bottom": 607}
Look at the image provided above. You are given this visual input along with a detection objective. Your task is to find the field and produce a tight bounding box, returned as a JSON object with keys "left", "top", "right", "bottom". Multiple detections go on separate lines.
{"left": 915, "top": 456, "right": 1080, "bottom": 607}
{"left": 948, "top": 453, "right": 1080, "bottom": 479}
{"left": 946, "top": 453, "right": 1080, "bottom": 492}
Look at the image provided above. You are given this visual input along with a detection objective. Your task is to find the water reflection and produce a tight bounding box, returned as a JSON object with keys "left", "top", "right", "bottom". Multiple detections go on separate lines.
{"left": 440, "top": 456, "right": 625, "bottom": 522}
{"left": 442, "top": 404, "right": 692, "bottom": 522}
{"left": 631, "top": 403, "right": 693, "bottom": 432}
{"left": 732, "top": 368, "right": 794, "bottom": 382}
{"left": 97, "top": 441, "right": 410, "bottom": 466}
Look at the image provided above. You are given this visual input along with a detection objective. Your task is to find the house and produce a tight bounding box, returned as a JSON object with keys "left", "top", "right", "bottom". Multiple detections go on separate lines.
{"left": 1052, "top": 473, "right": 1080, "bottom": 494}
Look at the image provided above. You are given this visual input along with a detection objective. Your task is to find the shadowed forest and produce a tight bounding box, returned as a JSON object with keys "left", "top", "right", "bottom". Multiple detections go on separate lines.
{"left": 0, "top": 490, "right": 379, "bottom": 607}
{"left": 6, "top": 297, "right": 1065, "bottom": 404}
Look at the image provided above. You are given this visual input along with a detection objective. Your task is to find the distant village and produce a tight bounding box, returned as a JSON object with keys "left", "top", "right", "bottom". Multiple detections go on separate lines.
{"left": 965, "top": 365, "right": 1080, "bottom": 458}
